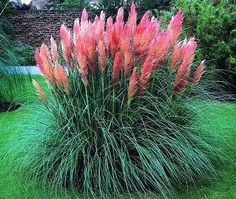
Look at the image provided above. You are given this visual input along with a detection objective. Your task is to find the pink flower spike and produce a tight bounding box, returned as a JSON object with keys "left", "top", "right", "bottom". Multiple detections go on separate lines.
{"left": 73, "top": 18, "right": 80, "bottom": 46}
{"left": 139, "top": 56, "right": 153, "bottom": 95}
{"left": 173, "top": 75, "right": 189, "bottom": 93}
{"left": 182, "top": 37, "right": 197, "bottom": 65}
{"left": 60, "top": 24, "right": 72, "bottom": 68}
{"left": 128, "top": 3, "right": 137, "bottom": 33}
{"left": 35, "top": 48, "right": 44, "bottom": 75}
{"left": 192, "top": 61, "right": 205, "bottom": 85}
{"left": 123, "top": 50, "right": 133, "bottom": 76}
{"left": 98, "top": 40, "right": 106, "bottom": 73}
{"left": 128, "top": 67, "right": 138, "bottom": 100}
{"left": 81, "top": 8, "right": 88, "bottom": 23}
{"left": 112, "top": 52, "right": 122, "bottom": 86}
{"left": 155, "top": 31, "right": 169, "bottom": 67}
{"left": 32, "top": 80, "right": 47, "bottom": 103}
{"left": 173, "top": 60, "right": 190, "bottom": 91}
{"left": 87, "top": 32, "right": 96, "bottom": 73}
{"left": 167, "top": 10, "right": 183, "bottom": 45}
{"left": 75, "top": 44, "right": 88, "bottom": 87}
{"left": 50, "top": 36, "right": 59, "bottom": 63}
{"left": 170, "top": 43, "right": 182, "bottom": 71}
{"left": 54, "top": 63, "right": 69, "bottom": 91}
{"left": 40, "top": 44, "right": 54, "bottom": 85}
{"left": 120, "top": 26, "right": 131, "bottom": 55}
{"left": 116, "top": 7, "right": 124, "bottom": 24}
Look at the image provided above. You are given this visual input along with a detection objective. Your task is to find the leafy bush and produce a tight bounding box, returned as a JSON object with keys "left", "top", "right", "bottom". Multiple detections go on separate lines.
{"left": 50, "top": 0, "right": 90, "bottom": 10}
{"left": 172, "top": 0, "right": 236, "bottom": 92}
{"left": 0, "top": 0, "right": 13, "bottom": 14}
{"left": 96, "top": 0, "right": 171, "bottom": 20}
{"left": 14, "top": 4, "right": 221, "bottom": 198}
{"left": 0, "top": 10, "right": 30, "bottom": 104}
{"left": 12, "top": 43, "right": 35, "bottom": 66}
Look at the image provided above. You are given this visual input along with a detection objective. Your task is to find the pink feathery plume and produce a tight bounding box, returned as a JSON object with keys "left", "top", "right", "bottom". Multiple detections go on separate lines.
{"left": 106, "top": 17, "right": 114, "bottom": 50}
{"left": 98, "top": 40, "right": 106, "bottom": 73}
{"left": 50, "top": 36, "right": 59, "bottom": 63}
{"left": 77, "top": 46, "right": 88, "bottom": 87}
{"left": 106, "top": 17, "right": 114, "bottom": 36}
{"left": 148, "top": 17, "right": 160, "bottom": 38}
{"left": 60, "top": 24, "right": 71, "bottom": 68}
{"left": 73, "top": 26, "right": 88, "bottom": 86}
{"left": 120, "top": 25, "right": 131, "bottom": 55}
{"left": 138, "top": 19, "right": 158, "bottom": 54}
{"left": 73, "top": 19, "right": 87, "bottom": 81}
{"left": 54, "top": 63, "right": 69, "bottom": 91}
{"left": 40, "top": 44, "right": 54, "bottom": 85}
{"left": 81, "top": 8, "right": 89, "bottom": 30}
{"left": 170, "top": 43, "right": 182, "bottom": 71}
{"left": 136, "top": 12, "right": 150, "bottom": 34}
{"left": 182, "top": 37, "right": 197, "bottom": 65}
{"left": 167, "top": 10, "right": 183, "bottom": 45}
{"left": 128, "top": 67, "right": 138, "bottom": 100}
{"left": 173, "top": 60, "right": 190, "bottom": 92}
{"left": 128, "top": 3, "right": 137, "bottom": 34}
{"left": 173, "top": 75, "right": 189, "bottom": 93}
{"left": 114, "top": 8, "right": 124, "bottom": 42}
{"left": 155, "top": 31, "right": 169, "bottom": 67}
{"left": 148, "top": 39, "right": 157, "bottom": 58}
{"left": 133, "top": 13, "right": 150, "bottom": 52}
{"left": 32, "top": 80, "right": 47, "bottom": 103}
{"left": 112, "top": 52, "right": 122, "bottom": 86}
{"left": 139, "top": 56, "right": 153, "bottom": 95}
{"left": 87, "top": 29, "right": 96, "bottom": 73}
{"left": 116, "top": 7, "right": 124, "bottom": 24}
{"left": 123, "top": 50, "right": 133, "bottom": 76}
{"left": 110, "top": 28, "right": 120, "bottom": 58}
{"left": 192, "top": 61, "right": 205, "bottom": 85}
{"left": 95, "top": 11, "right": 105, "bottom": 42}
{"left": 73, "top": 18, "right": 80, "bottom": 46}
{"left": 35, "top": 48, "right": 44, "bottom": 75}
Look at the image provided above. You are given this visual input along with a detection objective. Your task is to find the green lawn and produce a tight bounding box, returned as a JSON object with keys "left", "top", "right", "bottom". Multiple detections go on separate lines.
{"left": 0, "top": 77, "right": 235, "bottom": 199}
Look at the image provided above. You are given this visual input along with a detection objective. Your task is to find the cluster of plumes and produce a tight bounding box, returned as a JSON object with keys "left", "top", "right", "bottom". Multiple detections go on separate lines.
{"left": 34, "top": 3, "right": 205, "bottom": 102}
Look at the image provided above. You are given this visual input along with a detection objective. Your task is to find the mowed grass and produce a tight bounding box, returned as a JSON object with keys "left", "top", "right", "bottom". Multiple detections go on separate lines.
{"left": 0, "top": 76, "right": 235, "bottom": 199}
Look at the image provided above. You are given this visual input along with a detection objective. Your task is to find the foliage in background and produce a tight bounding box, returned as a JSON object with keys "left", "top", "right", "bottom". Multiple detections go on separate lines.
{"left": 12, "top": 43, "right": 35, "bottom": 66}
{"left": 12, "top": 4, "right": 224, "bottom": 198}
{"left": 50, "top": 0, "right": 90, "bottom": 10}
{"left": 0, "top": 0, "right": 13, "bottom": 14}
{"left": 171, "top": 0, "right": 236, "bottom": 92}
{"left": 96, "top": 0, "right": 171, "bottom": 19}
{"left": 0, "top": 7, "right": 31, "bottom": 104}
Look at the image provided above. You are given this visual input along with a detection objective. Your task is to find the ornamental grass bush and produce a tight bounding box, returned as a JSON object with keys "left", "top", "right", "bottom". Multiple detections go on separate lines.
{"left": 13, "top": 3, "right": 222, "bottom": 198}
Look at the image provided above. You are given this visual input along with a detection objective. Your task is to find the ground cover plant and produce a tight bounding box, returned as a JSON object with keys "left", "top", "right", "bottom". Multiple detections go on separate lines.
{"left": 12, "top": 3, "right": 226, "bottom": 198}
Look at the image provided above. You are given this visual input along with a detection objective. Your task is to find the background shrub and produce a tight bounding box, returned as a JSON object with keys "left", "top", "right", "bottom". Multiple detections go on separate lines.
{"left": 171, "top": 0, "right": 236, "bottom": 92}
{"left": 0, "top": 7, "right": 31, "bottom": 104}
{"left": 96, "top": 0, "right": 171, "bottom": 20}
{"left": 50, "top": 0, "right": 90, "bottom": 10}
{"left": 12, "top": 43, "right": 35, "bottom": 66}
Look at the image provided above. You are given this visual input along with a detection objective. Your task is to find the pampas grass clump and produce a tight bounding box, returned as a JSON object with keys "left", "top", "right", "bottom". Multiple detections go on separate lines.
{"left": 14, "top": 4, "right": 221, "bottom": 198}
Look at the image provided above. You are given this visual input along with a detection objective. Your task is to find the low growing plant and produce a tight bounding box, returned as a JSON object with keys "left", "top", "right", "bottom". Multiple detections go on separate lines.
{"left": 15, "top": 4, "right": 222, "bottom": 198}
